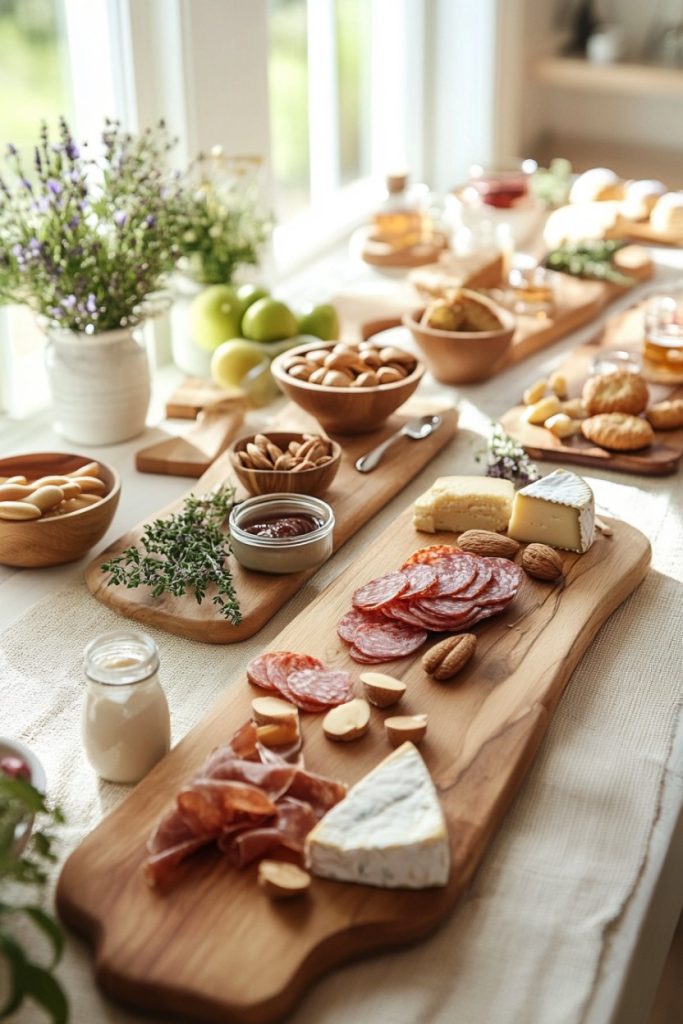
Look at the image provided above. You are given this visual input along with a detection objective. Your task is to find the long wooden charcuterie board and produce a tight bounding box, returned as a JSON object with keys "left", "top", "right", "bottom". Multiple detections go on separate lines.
{"left": 59, "top": 506, "right": 651, "bottom": 1023}
{"left": 500, "top": 303, "right": 683, "bottom": 476}
{"left": 85, "top": 400, "right": 458, "bottom": 643}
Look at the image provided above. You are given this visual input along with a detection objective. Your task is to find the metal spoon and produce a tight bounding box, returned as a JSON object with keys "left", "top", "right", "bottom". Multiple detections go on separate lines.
{"left": 355, "top": 414, "right": 442, "bottom": 473}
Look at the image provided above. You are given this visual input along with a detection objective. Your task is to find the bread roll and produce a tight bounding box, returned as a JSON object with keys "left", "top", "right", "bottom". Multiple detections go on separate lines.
{"left": 620, "top": 179, "right": 666, "bottom": 221}
{"left": 650, "top": 192, "right": 683, "bottom": 234}
{"left": 570, "top": 168, "right": 623, "bottom": 204}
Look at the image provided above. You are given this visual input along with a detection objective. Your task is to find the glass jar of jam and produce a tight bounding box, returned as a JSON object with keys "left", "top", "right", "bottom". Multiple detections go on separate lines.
{"left": 229, "top": 493, "right": 335, "bottom": 574}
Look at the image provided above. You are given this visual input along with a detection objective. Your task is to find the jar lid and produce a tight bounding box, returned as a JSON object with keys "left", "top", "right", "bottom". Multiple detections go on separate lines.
{"left": 83, "top": 631, "right": 159, "bottom": 686}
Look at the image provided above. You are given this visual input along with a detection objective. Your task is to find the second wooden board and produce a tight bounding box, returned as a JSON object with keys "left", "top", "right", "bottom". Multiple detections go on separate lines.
{"left": 85, "top": 400, "right": 458, "bottom": 643}
{"left": 59, "top": 508, "right": 651, "bottom": 1023}
{"left": 500, "top": 303, "right": 683, "bottom": 476}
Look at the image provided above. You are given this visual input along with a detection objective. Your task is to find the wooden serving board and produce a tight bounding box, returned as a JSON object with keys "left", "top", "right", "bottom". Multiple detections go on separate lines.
{"left": 135, "top": 401, "right": 246, "bottom": 478}
{"left": 609, "top": 213, "right": 683, "bottom": 249}
{"left": 500, "top": 303, "right": 683, "bottom": 476}
{"left": 85, "top": 400, "right": 458, "bottom": 643}
{"left": 58, "top": 509, "right": 651, "bottom": 1024}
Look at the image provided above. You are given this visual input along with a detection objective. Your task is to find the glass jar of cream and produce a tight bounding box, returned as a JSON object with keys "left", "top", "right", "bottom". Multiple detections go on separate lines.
{"left": 229, "top": 493, "right": 335, "bottom": 574}
{"left": 82, "top": 631, "right": 171, "bottom": 783}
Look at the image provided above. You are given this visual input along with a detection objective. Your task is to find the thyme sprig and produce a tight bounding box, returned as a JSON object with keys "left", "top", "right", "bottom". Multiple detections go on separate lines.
{"left": 101, "top": 484, "right": 242, "bottom": 623}
{"left": 476, "top": 423, "right": 540, "bottom": 486}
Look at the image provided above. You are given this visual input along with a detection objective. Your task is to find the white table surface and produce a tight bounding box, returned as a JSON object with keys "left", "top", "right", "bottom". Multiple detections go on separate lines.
{"left": 1, "top": 246, "right": 682, "bottom": 1024}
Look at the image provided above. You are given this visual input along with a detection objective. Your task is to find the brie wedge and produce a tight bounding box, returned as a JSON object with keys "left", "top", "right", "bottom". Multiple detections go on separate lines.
{"left": 305, "top": 742, "right": 450, "bottom": 889}
{"left": 507, "top": 468, "right": 595, "bottom": 553}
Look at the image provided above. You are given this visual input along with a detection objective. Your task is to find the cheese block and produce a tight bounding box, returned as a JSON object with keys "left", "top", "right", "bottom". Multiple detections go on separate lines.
{"left": 305, "top": 742, "right": 450, "bottom": 889}
{"left": 507, "top": 469, "right": 595, "bottom": 553}
{"left": 413, "top": 476, "right": 514, "bottom": 534}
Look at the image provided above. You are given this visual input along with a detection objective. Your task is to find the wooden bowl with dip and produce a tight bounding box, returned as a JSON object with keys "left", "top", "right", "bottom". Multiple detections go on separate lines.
{"left": 403, "top": 292, "right": 515, "bottom": 384}
{"left": 271, "top": 340, "right": 424, "bottom": 435}
{"left": 230, "top": 432, "right": 342, "bottom": 498}
{"left": 0, "top": 452, "right": 120, "bottom": 568}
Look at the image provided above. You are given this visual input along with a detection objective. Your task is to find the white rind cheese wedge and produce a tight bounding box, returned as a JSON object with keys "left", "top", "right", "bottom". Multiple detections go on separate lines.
{"left": 413, "top": 476, "right": 514, "bottom": 534}
{"left": 305, "top": 742, "right": 450, "bottom": 889}
{"left": 507, "top": 468, "right": 595, "bottom": 553}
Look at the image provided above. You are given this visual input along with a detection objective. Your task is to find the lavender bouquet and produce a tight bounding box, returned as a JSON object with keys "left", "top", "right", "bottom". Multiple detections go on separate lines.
{"left": 0, "top": 117, "right": 187, "bottom": 334}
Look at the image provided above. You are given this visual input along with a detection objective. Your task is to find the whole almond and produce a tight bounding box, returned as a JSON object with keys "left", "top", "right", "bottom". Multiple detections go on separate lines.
{"left": 361, "top": 351, "right": 382, "bottom": 369}
{"left": 288, "top": 364, "right": 313, "bottom": 381}
{"left": 306, "top": 349, "right": 331, "bottom": 365}
{"left": 379, "top": 345, "right": 414, "bottom": 366}
{"left": 315, "top": 455, "right": 332, "bottom": 466}
{"left": 288, "top": 441, "right": 301, "bottom": 456}
{"left": 457, "top": 530, "right": 520, "bottom": 559}
{"left": 323, "top": 369, "right": 353, "bottom": 387}
{"left": 521, "top": 544, "right": 563, "bottom": 581}
{"left": 274, "top": 454, "right": 296, "bottom": 470}
{"left": 354, "top": 370, "right": 379, "bottom": 387}
{"left": 266, "top": 441, "right": 283, "bottom": 463}
{"left": 253, "top": 434, "right": 271, "bottom": 452}
{"left": 308, "top": 367, "right": 328, "bottom": 385}
{"left": 422, "top": 633, "right": 477, "bottom": 681}
{"left": 376, "top": 367, "right": 403, "bottom": 385}
{"left": 245, "top": 443, "right": 272, "bottom": 469}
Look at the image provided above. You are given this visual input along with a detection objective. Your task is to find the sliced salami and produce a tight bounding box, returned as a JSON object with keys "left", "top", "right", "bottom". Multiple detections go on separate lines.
{"left": 430, "top": 554, "right": 478, "bottom": 596}
{"left": 352, "top": 571, "right": 409, "bottom": 611}
{"left": 415, "top": 596, "right": 474, "bottom": 618}
{"left": 354, "top": 621, "right": 427, "bottom": 660}
{"left": 267, "top": 653, "right": 323, "bottom": 699}
{"left": 246, "top": 653, "right": 277, "bottom": 691}
{"left": 402, "top": 545, "right": 461, "bottom": 567}
{"left": 476, "top": 558, "right": 525, "bottom": 605}
{"left": 455, "top": 560, "right": 494, "bottom": 599}
{"left": 382, "top": 600, "right": 438, "bottom": 629}
{"left": 348, "top": 645, "right": 392, "bottom": 664}
{"left": 337, "top": 607, "right": 386, "bottom": 644}
{"left": 286, "top": 669, "right": 353, "bottom": 710}
{"left": 399, "top": 562, "right": 439, "bottom": 598}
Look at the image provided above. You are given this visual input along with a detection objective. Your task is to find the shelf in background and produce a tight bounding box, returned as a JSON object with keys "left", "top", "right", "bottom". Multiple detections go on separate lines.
{"left": 533, "top": 56, "right": 683, "bottom": 98}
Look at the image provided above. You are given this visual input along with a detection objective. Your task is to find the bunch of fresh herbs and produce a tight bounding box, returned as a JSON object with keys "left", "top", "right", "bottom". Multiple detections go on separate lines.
{"left": 0, "top": 117, "right": 188, "bottom": 333}
{"left": 0, "top": 774, "right": 67, "bottom": 1023}
{"left": 177, "top": 148, "right": 271, "bottom": 285}
{"left": 101, "top": 484, "right": 242, "bottom": 623}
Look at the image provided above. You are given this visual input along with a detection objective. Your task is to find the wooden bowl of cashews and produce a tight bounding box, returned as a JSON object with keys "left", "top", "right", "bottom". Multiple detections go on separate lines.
{"left": 229, "top": 432, "right": 342, "bottom": 498}
{"left": 0, "top": 453, "right": 120, "bottom": 567}
{"left": 270, "top": 340, "right": 424, "bottom": 434}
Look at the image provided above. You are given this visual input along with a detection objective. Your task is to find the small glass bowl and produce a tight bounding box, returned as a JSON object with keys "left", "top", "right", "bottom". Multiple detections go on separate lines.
{"left": 229, "top": 493, "right": 335, "bottom": 575}
{"left": 507, "top": 262, "right": 556, "bottom": 317}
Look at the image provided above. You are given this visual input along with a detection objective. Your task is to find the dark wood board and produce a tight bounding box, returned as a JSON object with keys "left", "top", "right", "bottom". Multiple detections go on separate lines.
{"left": 58, "top": 509, "right": 651, "bottom": 1023}
{"left": 500, "top": 303, "right": 683, "bottom": 476}
{"left": 85, "top": 400, "right": 458, "bottom": 643}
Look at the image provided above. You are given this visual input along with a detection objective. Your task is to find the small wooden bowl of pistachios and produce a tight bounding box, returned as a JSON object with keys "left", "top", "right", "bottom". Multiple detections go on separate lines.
{"left": 229, "top": 432, "right": 342, "bottom": 498}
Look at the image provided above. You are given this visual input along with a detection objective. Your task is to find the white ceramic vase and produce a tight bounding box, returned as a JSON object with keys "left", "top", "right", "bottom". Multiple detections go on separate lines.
{"left": 45, "top": 325, "right": 151, "bottom": 445}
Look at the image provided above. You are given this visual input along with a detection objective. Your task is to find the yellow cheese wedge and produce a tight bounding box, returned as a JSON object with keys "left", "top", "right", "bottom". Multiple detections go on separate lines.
{"left": 413, "top": 476, "right": 514, "bottom": 534}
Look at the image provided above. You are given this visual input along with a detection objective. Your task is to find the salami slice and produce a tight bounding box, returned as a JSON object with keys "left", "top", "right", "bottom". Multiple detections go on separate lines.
{"left": 286, "top": 669, "right": 353, "bottom": 709}
{"left": 476, "top": 558, "right": 525, "bottom": 605}
{"left": 455, "top": 560, "right": 494, "bottom": 599}
{"left": 267, "top": 653, "right": 323, "bottom": 700}
{"left": 415, "top": 596, "right": 473, "bottom": 618}
{"left": 402, "top": 545, "right": 462, "bottom": 567}
{"left": 352, "top": 571, "right": 409, "bottom": 611}
{"left": 246, "top": 653, "right": 277, "bottom": 691}
{"left": 348, "top": 644, "right": 392, "bottom": 664}
{"left": 337, "top": 607, "right": 386, "bottom": 644}
{"left": 430, "top": 554, "right": 478, "bottom": 596}
{"left": 382, "top": 600, "right": 438, "bottom": 629}
{"left": 399, "top": 562, "right": 439, "bottom": 598}
{"left": 354, "top": 621, "right": 427, "bottom": 660}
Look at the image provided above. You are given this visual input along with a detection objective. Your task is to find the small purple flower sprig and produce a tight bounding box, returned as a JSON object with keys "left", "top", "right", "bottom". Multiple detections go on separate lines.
{"left": 0, "top": 117, "right": 188, "bottom": 333}
{"left": 476, "top": 422, "right": 540, "bottom": 487}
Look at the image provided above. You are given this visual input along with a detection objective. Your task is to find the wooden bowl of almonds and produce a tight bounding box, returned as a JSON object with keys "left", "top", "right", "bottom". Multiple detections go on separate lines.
{"left": 0, "top": 453, "right": 120, "bottom": 567}
{"left": 230, "top": 432, "right": 342, "bottom": 498}
{"left": 271, "top": 340, "right": 424, "bottom": 435}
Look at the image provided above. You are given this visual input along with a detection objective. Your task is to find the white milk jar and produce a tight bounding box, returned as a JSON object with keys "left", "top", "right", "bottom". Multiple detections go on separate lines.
{"left": 82, "top": 631, "right": 171, "bottom": 783}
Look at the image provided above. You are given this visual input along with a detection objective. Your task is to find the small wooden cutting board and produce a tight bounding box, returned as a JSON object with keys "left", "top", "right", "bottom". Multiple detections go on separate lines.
{"left": 86, "top": 400, "right": 459, "bottom": 643}
{"left": 500, "top": 303, "right": 683, "bottom": 476}
{"left": 135, "top": 400, "right": 247, "bottom": 478}
{"left": 59, "top": 509, "right": 651, "bottom": 1024}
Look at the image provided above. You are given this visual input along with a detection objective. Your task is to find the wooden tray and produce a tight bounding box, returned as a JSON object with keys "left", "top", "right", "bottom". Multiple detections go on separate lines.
{"left": 85, "top": 400, "right": 458, "bottom": 643}
{"left": 58, "top": 508, "right": 651, "bottom": 1024}
{"left": 500, "top": 304, "right": 683, "bottom": 476}
{"left": 136, "top": 400, "right": 246, "bottom": 477}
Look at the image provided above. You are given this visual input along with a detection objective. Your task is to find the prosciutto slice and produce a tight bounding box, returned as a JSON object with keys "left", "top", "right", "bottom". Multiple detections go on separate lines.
{"left": 144, "top": 722, "right": 345, "bottom": 888}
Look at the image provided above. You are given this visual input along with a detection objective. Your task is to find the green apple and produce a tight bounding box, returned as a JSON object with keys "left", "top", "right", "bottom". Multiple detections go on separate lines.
{"left": 190, "top": 284, "right": 242, "bottom": 351}
{"left": 242, "top": 297, "right": 298, "bottom": 343}
{"left": 237, "top": 283, "right": 269, "bottom": 315}
{"left": 296, "top": 302, "right": 340, "bottom": 341}
{"left": 210, "top": 338, "right": 270, "bottom": 391}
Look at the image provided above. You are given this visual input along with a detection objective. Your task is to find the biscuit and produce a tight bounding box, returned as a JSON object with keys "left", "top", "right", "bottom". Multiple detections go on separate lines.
{"left": 582, "top": 413, "right": 654, "bottom": 451}
{"left": 646, "top": 399, "right": 683, "bottom": 431}
{"left": 582, "top": 371, "right": 649, "bottom": 416}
